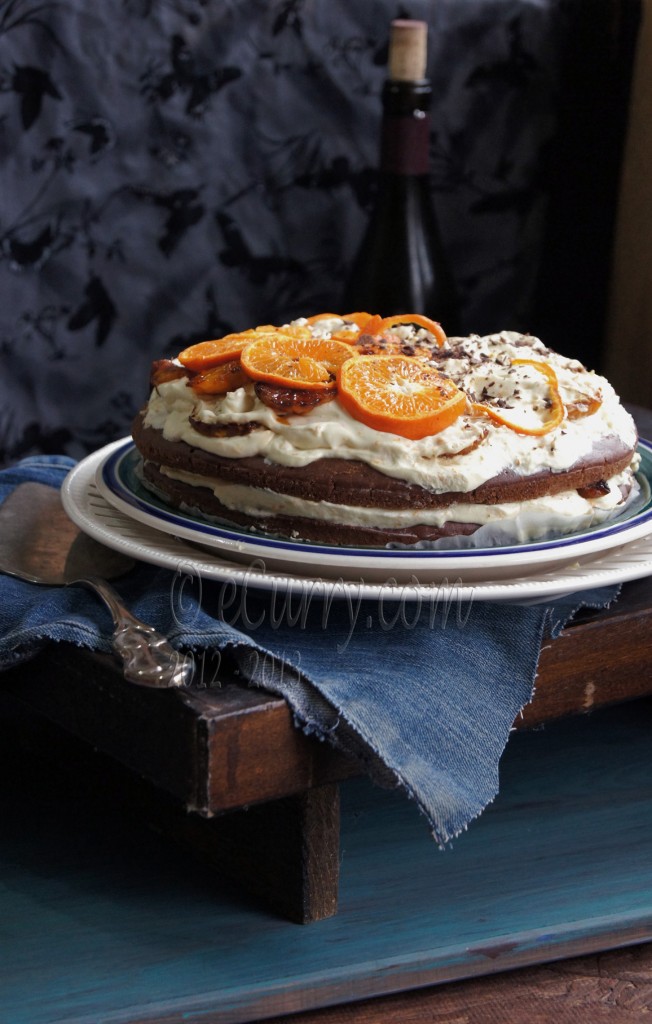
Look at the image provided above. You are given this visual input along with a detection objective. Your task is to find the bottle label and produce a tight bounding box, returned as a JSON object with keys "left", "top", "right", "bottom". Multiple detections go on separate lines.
{"left": 381, "top": 112, "right": 430, "bottom": 175}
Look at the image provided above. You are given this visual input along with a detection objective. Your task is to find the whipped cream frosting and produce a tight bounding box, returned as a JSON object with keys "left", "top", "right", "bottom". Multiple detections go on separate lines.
{"left": 142, "top": 328, "right": 638, "bottom": 494}
{"left": 156, "top": 464, "right": 635, "bottom": 531}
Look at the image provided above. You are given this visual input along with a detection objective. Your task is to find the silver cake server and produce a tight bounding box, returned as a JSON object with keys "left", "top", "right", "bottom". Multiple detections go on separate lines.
{"left": 0, "top": 481, "right": 193, "bottom": 689}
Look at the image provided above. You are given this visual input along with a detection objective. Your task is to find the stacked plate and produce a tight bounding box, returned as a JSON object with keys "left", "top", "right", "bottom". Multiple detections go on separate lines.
{"left": 61, "top": 438, "right": 652, "bottom": 603}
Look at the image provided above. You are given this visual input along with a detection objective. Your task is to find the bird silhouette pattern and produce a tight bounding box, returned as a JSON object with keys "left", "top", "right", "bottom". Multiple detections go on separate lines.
{"left": 0, "top": 0, "right": 573, "bottom": 463}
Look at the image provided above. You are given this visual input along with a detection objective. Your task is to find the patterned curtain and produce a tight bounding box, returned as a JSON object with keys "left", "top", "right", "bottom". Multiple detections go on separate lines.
{"left": 0, "top": 0, "right": 581, "bottom": 463}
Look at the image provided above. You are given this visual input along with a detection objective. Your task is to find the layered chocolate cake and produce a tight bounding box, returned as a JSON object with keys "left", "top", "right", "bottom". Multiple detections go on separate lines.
{"left": 132, "top": 315, "right": 640, "bottom": 548}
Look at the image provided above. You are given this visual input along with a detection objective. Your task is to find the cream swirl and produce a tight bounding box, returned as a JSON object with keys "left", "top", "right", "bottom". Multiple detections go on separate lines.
{"left": 142, "top": 330, "right": 638, "bottom": 494}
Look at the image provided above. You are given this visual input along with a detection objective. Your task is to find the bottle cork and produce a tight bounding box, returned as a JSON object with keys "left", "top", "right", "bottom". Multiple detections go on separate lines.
{"left": 388, "top": 19, "right": 428, "bottom": 82}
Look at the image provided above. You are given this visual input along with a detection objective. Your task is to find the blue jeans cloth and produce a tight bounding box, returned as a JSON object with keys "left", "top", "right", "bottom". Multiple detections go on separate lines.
{"left": 0, "top": 457, "right": 619, "bottom": 845}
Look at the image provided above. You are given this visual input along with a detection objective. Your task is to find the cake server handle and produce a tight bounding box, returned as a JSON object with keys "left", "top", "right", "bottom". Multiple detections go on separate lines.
{"left": 73, "top": 575, "right": 195, "bottom": 688}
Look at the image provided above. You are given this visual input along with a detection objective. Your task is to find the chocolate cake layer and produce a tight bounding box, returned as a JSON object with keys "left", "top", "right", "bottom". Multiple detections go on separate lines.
{"left": 141, "top": 461, "right": 481, "bottom": 546}
{"left": 133, "top": 412, "right": 635, "bottom": 510}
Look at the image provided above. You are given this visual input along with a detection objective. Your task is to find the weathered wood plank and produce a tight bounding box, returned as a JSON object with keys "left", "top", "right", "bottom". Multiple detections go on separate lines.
{"left": 521, "top": 575, "right": 652, "bottom": 728}
{"left": 261, "top": 943, "right": 652, "bottom": 1024}
{"left": 3, "top": 576, "right": 652, "bottom": 815}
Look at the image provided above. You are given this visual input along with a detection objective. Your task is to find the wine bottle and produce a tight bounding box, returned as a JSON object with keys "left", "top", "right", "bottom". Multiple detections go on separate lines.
{"left": 342, "top": 20, "right": 460, "bottom": 333}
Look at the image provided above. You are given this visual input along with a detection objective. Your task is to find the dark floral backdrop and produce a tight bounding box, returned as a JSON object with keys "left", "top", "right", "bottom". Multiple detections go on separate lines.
{"left": 0, "top": 0, "right": 582, "bottom": 462}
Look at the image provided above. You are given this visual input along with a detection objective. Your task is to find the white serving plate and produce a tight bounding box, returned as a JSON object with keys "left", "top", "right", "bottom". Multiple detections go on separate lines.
{"left": 60, "top": 438, "right": 652, "bottom": 602}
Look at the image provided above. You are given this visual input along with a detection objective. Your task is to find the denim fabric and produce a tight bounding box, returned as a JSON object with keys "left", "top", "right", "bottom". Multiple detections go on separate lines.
{"left": 0, "top": 457, "right": 619, "bottom": 844}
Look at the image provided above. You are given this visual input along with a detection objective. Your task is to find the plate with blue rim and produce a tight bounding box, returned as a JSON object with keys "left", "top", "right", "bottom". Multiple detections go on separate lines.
{"left": 59, "top": 437, "right": 652, "bottom": 591}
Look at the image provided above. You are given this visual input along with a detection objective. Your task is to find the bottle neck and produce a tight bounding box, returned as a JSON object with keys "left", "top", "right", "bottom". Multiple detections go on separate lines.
{"left": 380, "top": 79, "right": 431, "bottom": 177}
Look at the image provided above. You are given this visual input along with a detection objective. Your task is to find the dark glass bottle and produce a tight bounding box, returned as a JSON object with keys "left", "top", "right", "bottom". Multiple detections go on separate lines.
{"left": 342, "top": 20, "right": 460, "bottom": 333}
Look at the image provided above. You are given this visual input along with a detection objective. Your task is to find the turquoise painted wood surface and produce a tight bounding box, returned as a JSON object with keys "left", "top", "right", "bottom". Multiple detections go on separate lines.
{"left": 1, "top": 700, "right": 652, "bottom": 1024}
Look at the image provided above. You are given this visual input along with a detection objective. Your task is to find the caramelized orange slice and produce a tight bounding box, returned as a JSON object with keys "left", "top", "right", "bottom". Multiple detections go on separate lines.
{"left": 179, "top": 324, "right": 315, "bottom": 371}
{"left": 177, "top": 329, "right": 272, "bottom": 371}
{"left": 337, "top": 355, "right": 466, "bottom": 439}
{"left": 346, "top": 313, "right": 447, "bottom": 355}
{"left": 326, "top": 329, "right": 363, "bottom": 345}
{"left": 305, "top": 313, "right": 344, "bottom": 325}
{"left": 254, "top": 381, "right": 337, "bottom": 415}
{"left": 379, "top": 314, "right": 447, "bottom": 347}
{"left": 305, "top": 313, "right": 366, "bottom": 345}
{"left": 189, "top": 360, "right": 249, "bottom": 395}
{"left": 472, "top": 359, "right": 564, "bottom": 436}
{"left": 241, "top": 336, "right": 356, "bottom": 390}
{"left": 150, "top": 359, "right": 190, "bottom": 387}
{"left": 358, "top": 314, "right": 384, "bottom": 336}
{"left": 566, "top": 391, "right": 602, "bottom": 420}
{"left": 341, "top": 312, "right": 375, "bottom": 328}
